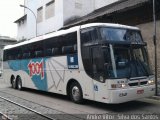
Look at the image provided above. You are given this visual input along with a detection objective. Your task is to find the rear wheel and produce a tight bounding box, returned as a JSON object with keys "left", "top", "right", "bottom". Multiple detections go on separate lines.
{"left": 11, "top": 77, "right": 16, "bottom": 89}
{"left": 17, "top": 77, "right": 22, "bottom": 90}
{"left": 70, "top": 82, "right": 83, "bottom": 103}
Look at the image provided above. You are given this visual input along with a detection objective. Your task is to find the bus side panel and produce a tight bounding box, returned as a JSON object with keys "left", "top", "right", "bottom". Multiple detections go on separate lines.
{"left": 3, "top": 54, "right": 95, "bottom": 101}
{"left": 21, "top": 58, "right": 48, "bottom": 91}
{"left": 45, "top": 56, "right": 67, "bottom": 94}
{"left": 3, "top": 61, "right": 13, "bottom": 85}
{"left": 3, "top": 60, "right": 37, "bottom": 89}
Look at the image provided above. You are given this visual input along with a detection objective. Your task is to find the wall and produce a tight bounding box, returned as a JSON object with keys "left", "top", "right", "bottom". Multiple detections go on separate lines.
{"left": 95, "top": 0, "right": 119, "bottom": 9}
{"left": 17, "top": 19, "right": 27, "bottom": 40}
{"left": 24, "top": 0, "right": 64, "bottom": 39}
{"left": 63, "top": 0, "right": 119, "bottom": 24}
{"left": 37, "top": 0, "right": 63, "bottom": 35}
{"left": 63, "top": 0, "right": 94, "bottom": 24}
{"left": 136, "top": 20, "right": 160, "bottom": 78}
{"left": 18, "top": 0, "right": 121, "bottom": 40}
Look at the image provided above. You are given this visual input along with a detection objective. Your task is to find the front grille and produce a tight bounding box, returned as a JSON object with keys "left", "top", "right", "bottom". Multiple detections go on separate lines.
{"left": 128, "top": 81, "right": 148, "bottom": 87}
{"left": 128, "top": 82, "right": 138, "bottom": 86}
{"left": 140, "top": 81, "right": 148, "bottom": 85}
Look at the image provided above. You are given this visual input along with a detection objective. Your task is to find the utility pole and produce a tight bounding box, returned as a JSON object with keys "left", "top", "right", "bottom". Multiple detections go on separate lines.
{"left": 20, "top": 5, "right": 37, "bottom": 37}
{"left": 153, "top": 0, "right": 158, "bottom": 96}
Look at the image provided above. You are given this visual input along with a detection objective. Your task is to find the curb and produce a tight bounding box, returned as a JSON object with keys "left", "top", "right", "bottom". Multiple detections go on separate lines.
{"left": 149, "top": 96, "right": 160, "bottom": 100}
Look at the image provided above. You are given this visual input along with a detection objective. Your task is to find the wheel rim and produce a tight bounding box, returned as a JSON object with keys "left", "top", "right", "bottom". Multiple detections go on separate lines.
{"left": 18, "top": 79, "right": 22, "bottom": 89}
{"left": 72, "top": 86, "right": 80, "bottom": 101}
{"left": 12, "top": 79, "right": 16, "bottom": 88}
{"left": 18, "top": 81, "right": 21, "bottom": 89}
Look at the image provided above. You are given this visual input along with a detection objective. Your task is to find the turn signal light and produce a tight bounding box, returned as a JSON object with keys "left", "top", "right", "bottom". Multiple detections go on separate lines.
{"left": 111, "top": 83, "right": 127, "bottom": 89}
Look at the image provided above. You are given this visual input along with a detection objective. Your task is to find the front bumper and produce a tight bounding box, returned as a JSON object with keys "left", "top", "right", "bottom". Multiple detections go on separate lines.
{"left": 109, "top": 85, "right": 155, "bottom": 104}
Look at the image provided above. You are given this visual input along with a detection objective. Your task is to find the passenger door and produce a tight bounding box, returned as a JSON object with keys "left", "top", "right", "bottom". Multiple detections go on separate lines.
{"left": 91, "top": 47, "right": 105, "bottom": 82}
{"left": 91, "top": 46, "right": 108, "bottom": 102}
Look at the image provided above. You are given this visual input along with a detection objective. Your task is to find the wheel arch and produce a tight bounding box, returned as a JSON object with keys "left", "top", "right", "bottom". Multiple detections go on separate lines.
{"left": 16, "top": 75, "right": 21, "bottom": 80}
{"left": 10, "top": 75, "right": 15, "bottom": 84}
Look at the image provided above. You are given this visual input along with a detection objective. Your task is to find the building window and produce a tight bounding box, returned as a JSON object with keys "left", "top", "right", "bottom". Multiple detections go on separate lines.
{"left": 75, "top": 0, "right": 82, "bottom": 9}
{"left": 45, "top": 0, "right": 55, "bottom": 19}
{"left": 37, "top": 7, "right": 43, "bottom": 23}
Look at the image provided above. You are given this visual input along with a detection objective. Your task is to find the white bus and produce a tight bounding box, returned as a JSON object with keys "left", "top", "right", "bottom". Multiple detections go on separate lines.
{"left": 3, "top": 23, "right": 155, "bottom": 104}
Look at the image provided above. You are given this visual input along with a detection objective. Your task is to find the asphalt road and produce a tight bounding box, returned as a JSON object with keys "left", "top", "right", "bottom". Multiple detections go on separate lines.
{"left": 0, "top": 81, "right": 160, "bottom": 120}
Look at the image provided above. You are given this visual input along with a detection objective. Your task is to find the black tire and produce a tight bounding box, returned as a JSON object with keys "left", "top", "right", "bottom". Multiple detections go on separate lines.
{"left": 69, "top": 82, "right": 83, "bottom": 103}
{"left": 16, "top": 77, "right": 22, "bottom": 90}
{"left": 11, "top": 78, "right": 16, "bottom": 89}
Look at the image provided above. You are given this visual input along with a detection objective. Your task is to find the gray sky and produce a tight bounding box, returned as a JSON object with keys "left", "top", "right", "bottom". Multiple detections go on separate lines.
{"left": 0, "top": 0, "right": 24, "bottom": 38}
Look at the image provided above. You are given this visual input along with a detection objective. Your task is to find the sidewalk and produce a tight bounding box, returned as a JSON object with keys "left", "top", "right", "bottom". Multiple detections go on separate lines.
{"left": 150, "top": 95, "right": 160, "bottom": 100}
{"left": 0, "top": 78, "right": 10, "bottom": 89}
{"left": 149, "top": 80, "right": 160, "bottom": 100}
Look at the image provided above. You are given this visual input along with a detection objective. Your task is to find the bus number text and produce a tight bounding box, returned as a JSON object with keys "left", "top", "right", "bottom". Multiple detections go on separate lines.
{"left": 28, "top": 60, "right": 44, "bottom": 79}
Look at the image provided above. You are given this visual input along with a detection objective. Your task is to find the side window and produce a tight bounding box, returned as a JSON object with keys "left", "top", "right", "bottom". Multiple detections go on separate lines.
{"left": 45, "top": 48, "right": 54, "bottom": 56}
{"left": 4, "top": 50, "right": 11, "bottom": 61}
{"left": 23, "top": 52, "right": 30, "bottom": 59}
{"left": 81, "top": 28, "right": 99, "bottom": 45}
{"left": 81, "top": 28, "right": 99, "bottom": 79}
{"left": 81, "top": 47, "right": 92, "bottom": 76}
{"left": 35, "top": 50, "right": 43, "bottom": 58}
{"left": 4, "top": 47, "right": 22, "bottom": 60}
{"left": 22, "top": 44, "right": 31, "bottom": 59}
{"left": 22, "top": 41, "right": 44, "bottom": 59}
{"left": 62, "top": 46, "right": 74, "bottom": 55}
{"left": 61, "top": 32, "right": 77, "bottom": 55}
{"left": 32, "top": 41, "right": 44, "bottom": 58}
{"left": 3, "top": 50, "right": 7, "bottom": 61}
{"left": 44, "top": 37, "right": 62, "bottom": 57}
{"left": 44, "top": 32, "right": 77, "bottom": 57}
{"left": 17, "top": 53, "right": 22, "bottom": 59}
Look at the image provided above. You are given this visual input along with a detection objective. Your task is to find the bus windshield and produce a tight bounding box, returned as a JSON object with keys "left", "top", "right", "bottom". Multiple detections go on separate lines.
{"left": 103, "top": 44, "right": 153, "bottom": 79}
{"left": 100, "top": 27, "right": 143, "bottom": 43}
{"left": 81, "top": 26, "right": 153, "bottom": 80}
{"left": 99, "top": 27, "right": 152, "bottom": 79}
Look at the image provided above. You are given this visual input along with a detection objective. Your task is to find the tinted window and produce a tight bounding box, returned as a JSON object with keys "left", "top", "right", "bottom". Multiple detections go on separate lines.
{"left": 81, "top": 28, "right": 99, "bottom": 45}
{"left": 81, "top": 28, "right": 99, "bottom": 78}
{"left": 21, "top": 41, "right": 44, "bottom": 59}
{"left": 4, "top": 46, "right": 22, "bottom": 61}
{"left": 32, "top": 41, "right": 44, "bottom": 58}
{"left": 3, "top": 50, "right": 7, "bottom": 61}
{"left": 44, "top": 32, "right": 77, "bottom": 57}
{"left": 4, "top": 32, "right": 77, "bottom": 60}
{"left": 100, "top": 27, "right": 143, "bottom": 43}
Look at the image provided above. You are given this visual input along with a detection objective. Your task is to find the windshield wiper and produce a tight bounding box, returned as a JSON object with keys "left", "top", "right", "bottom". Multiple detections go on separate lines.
{"left": 135, "top": 58, "right": 149, "bottom": 77}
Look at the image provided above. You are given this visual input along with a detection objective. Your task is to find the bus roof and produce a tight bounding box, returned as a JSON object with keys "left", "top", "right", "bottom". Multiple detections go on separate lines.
{"left": 4, "top": 23, "right": 139, "bottom": 50}
{"left": 81, "top": 23, "right": 139, "bottom": 30}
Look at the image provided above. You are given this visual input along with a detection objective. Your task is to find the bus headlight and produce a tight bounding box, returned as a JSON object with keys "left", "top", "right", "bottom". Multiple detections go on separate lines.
{"left": 111, "top": 83, "right": 128, "bottom": 89}
{"left": 148, "top": 80, "right": 155, "bottom": 85}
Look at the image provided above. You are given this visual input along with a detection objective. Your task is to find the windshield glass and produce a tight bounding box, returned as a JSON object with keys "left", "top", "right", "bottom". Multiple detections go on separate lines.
{"left": 103, "top": 45, "right": 153, "bottom": 79}
{"left": 100, "top": 27, "right": 143, "bottom": 43}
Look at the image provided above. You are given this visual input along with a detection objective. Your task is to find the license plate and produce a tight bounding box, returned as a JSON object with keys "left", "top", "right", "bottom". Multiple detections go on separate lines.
{"left": 137, "top": 89, "right": 144, "bottom": 94}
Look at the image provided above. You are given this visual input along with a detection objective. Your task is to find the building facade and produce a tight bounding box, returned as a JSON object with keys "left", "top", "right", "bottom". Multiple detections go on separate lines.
{"left": 0, "top": 36, "right": 17, "bottom": 76}
{"left": 15, "top": 0, "right": 120, "bottom": 40}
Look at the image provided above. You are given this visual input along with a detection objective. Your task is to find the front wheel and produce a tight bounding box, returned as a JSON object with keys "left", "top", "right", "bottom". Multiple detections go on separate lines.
{"left": 70, "top": 82, "right": 83, "bottom": 103}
